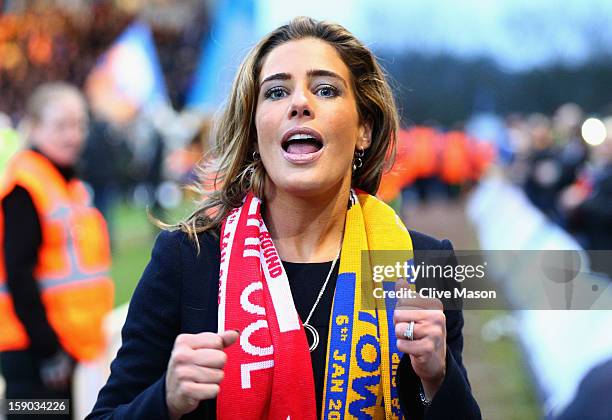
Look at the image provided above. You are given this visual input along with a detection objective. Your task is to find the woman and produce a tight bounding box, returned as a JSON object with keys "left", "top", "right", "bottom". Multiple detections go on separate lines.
{"left": 89, "top": 17, "right": 481, "bottom": 419}
{"left": 0, "top": 83, "right": 114, "bottom": 419}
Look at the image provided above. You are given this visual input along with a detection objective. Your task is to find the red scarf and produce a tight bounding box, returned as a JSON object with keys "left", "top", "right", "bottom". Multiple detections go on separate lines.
{"left": 216, "top": 192, "right": 317, "bottom": 420}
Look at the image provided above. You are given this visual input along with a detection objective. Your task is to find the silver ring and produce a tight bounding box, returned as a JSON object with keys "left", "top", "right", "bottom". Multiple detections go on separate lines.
{"left": 403, "top": 321, "right": 415, "bottom": 341}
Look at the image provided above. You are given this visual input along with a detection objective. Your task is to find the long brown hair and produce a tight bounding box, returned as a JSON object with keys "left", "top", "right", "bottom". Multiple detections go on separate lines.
{"left": 173, "top": 16, "right": 399, "bottom": 242}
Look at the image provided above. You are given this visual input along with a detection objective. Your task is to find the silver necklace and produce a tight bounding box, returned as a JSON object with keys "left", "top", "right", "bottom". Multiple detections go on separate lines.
{"left": 303, "top": 247, "right": 341, "bottom": 352}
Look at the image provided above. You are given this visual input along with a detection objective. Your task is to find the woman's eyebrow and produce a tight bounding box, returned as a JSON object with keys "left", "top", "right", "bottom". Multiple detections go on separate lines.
{"left": 260, "top": 69, "right": 348, "bottom": 88}
{"left": 307, "top": 69, "right": 348, "bottom": 88}
{"left": 261, "top": 72, "right": 291, "bottom": 85}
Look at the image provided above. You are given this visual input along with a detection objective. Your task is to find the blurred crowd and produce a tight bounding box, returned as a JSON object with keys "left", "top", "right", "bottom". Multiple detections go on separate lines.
{"left": 505, "top": 104, "right": 612, "bottom": 251}
{"left": 378, "top": 126, "right": 496, "bottom": 209}
{"left": 374, "top": 102, "right": 612, "bottom": 258}
{"left": 0, "top": 2, "right": 211, "bottom": 232}
{"left": 0, "top": 3, "right": 131, "bottom": 122}
{"left": 1, "top": 4, "right": 610, "bottom": 255}
{"left": 0, "top": 2, "right": 208, "bottom": 121}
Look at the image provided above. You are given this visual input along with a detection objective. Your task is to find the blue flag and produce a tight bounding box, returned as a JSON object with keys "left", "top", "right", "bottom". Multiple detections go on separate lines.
{"left": 185, "top": 0, "right": 256, "bottom": 112}
{"left": 85, "top": 21, "right": 168, "bottom": 123}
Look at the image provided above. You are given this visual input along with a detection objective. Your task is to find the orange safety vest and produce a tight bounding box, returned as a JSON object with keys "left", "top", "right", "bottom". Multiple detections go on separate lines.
{"left": 408, "top": 126, "right": 439, "bottom": 179}
{"left": 0, "top": 150, "right": 114, "bottom": 361}
{"left": 377, "top": 129, "right": 423, "bottom": 202}
{"left": 439, "top": 131, "right": 472, "bottom": 185}
{"left": 377, "top": 169, "right": 403, "bottom": 203}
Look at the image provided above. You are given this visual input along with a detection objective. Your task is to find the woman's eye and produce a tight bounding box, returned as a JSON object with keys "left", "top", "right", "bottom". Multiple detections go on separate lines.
{"left": 316, "top": 85, "right": 339, "bottom": 98}
{"left": 264, "top": 87, "right": 288, "bottom": 100}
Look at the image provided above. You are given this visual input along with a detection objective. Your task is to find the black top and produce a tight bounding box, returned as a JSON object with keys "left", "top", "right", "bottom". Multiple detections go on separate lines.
{"left": 1, "top": 149, "right": 76, "bottom": 359}
{"left": 284, "top": 260, "right": 339, "bottom": 419}
{"left": 88, "top": 229, "right": 481, "bottom": 419}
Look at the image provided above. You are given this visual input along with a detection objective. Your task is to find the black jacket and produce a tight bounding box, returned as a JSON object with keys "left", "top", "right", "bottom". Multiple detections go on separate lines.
{"left": 88, "top": 229, "right": 481, "bottom": 419}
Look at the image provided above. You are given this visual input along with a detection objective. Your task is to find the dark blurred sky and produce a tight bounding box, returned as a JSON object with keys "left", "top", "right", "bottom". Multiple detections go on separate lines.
{"left": 257, "top": 0, "right": 612, "bottom": 71}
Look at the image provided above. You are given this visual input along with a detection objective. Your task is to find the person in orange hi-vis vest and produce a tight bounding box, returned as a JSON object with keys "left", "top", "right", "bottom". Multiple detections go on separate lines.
{"left": 408, "top": 126, "right": 442, "bottom": 202}
{"left": 378, "top": 129, "right": 419, "bottom": 212}
{"left": 409, "top": 126, "right": 439, "bottom": 180}
{"left": 469, "top": 138, "right": 497, "bottom": 181}
{"left": 0, "top": 82, "right": 114, "bottom": 418}
{"left": 379, "top": 126, "right": 449, "bottom": 208}
{"left": 439, "top": 130, "right": 472, "bottom": 186}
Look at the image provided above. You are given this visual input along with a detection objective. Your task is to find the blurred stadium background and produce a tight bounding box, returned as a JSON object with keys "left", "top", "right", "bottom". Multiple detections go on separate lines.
{"left": 2, "top": 0, "right": 612, "bottom": 419}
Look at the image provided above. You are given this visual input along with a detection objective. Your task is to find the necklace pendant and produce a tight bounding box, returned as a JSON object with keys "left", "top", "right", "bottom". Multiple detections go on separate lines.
{"left": 304, "top": 323, "right": 319, "bottom": 352}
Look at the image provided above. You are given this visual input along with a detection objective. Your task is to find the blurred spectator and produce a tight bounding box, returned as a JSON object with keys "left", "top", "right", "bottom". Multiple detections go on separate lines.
{"left": 553, "top": 103, "right": 589, "bottom": 192}
{"left": 0, "top": 83, "right": 114, "bottom": 418}
{"left": 124, "top": 113, "right": 165, "bottom": 219}
{"left": 439, "top": 130, "right": 473, "bottom": 196}
{"left": 79, "top": 113, "right": 131, "bottom": 232}
{"left": 505, "top": 113, "right": 532, "bottom": 184}
{"left": 406, "top": 126, "right": 441, "bottom": 202}
{"left": 522, "top": 113, "right": 565, "bottom": 221}
{"left": 561, "top": 116, "right": 612, "bottom": 252}
{"left": 518, "top": 106, "right": 590, "bottom": 225}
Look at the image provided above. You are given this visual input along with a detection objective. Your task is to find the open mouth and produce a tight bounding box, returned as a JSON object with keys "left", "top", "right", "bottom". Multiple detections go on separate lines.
{"left": 281, "top": 133, "right": 324, "bottom": 155}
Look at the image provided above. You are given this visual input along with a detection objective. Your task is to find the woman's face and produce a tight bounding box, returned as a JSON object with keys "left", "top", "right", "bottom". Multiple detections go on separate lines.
{"left": 255, "top": 38, "right": 371, "bottom": 198}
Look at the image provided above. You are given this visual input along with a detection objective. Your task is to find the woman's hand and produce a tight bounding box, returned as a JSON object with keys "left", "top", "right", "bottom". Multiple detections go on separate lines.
{"left": 165, "top": 330, "right": 239, "bottom": 419}
{"left": 394, "top": 294, "right": 447, "bottom": 400}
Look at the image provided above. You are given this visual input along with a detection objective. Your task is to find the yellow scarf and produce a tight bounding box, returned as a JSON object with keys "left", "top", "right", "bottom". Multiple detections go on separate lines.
{"left": 322, "top": 189, "right": 414, "bottom": 419}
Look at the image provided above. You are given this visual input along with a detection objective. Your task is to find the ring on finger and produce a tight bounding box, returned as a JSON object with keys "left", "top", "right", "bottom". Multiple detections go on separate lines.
{"left": 403, "top": 320, "right": 415, "bottom": 341}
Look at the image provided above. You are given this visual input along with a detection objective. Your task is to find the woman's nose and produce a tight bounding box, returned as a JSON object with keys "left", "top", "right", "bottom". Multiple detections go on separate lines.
{"left": 288, "top": 89, "right": 313, "bottom": 119}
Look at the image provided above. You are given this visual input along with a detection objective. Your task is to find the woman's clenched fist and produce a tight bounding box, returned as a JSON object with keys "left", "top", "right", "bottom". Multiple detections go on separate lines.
{"left": 165, "top": 330, "right": 239, "bottom": 419}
